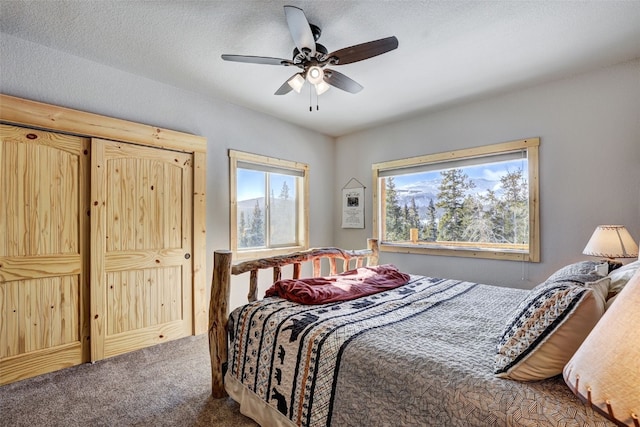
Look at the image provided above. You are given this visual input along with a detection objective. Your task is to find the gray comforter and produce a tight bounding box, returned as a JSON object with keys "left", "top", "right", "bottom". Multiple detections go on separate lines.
{"left": 227, "top": 275, "right": 613, "bottom": 427}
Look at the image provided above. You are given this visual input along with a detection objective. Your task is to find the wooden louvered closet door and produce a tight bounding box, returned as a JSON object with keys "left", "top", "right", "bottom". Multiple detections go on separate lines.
{"left": 90, "top": 138, "right": 193, "bottom": 361}
{"left": 0, "top": 124, "right": 90, "bottom": 384}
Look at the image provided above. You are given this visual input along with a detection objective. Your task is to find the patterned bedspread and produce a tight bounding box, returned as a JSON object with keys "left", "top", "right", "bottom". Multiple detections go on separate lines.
{"left": 226, "top": 275, "right": 614, "bottom": 427}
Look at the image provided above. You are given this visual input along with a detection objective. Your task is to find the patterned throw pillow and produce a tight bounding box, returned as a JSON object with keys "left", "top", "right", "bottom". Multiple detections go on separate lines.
{"left": 494, "top": 280, "right": 605, "bottom": 381}
{"left": 545, "top": 261, "right": 601, "bottom": 283}
{"left": 545, "top": 260, "right": 620, "bottom": 284}
{"left": 546, "top": 273, "right": 610, "bottom": 306}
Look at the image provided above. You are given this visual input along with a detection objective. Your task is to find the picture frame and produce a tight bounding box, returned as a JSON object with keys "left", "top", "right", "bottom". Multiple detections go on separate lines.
{"left": 341, "top": 179, "right": 365, "bottom": 229}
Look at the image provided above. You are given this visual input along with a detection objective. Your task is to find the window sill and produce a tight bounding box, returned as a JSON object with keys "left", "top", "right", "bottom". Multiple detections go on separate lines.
{"left": 380, "top": 241, "right": 539, "bottom": 262}
{"left": 234, "top": 245, "right": 308, "bottom": 261}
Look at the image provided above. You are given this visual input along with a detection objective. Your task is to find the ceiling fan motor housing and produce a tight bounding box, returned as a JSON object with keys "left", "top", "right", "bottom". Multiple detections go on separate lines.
{"left": 292, "top": 43, "right": 328, "bottom": 63}
{"left": 309, "top": 23, "right": 322, "bottom": 41}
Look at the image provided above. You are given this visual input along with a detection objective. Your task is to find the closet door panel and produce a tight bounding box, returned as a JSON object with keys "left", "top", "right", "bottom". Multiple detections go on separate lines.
{"left": 91, "top": 139, "right": 193, "bottom": 361}
{"left": 0, "top": 124, "right": 89, "bottom": 385}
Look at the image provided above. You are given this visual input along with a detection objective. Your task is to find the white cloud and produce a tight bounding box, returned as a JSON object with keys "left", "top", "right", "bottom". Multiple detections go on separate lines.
{"left": 482, "top": 168, "right": 508, "bottom": 181}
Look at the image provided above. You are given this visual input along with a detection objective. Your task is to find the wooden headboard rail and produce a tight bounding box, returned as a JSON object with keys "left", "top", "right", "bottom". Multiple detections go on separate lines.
{"left": 208, "top": 238, "right": 379, "bottom": 398}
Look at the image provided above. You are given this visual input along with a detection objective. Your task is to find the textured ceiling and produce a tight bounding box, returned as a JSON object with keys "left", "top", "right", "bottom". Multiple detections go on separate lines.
{"left": 2, "top": 0, "right": 640, "bottom": 137}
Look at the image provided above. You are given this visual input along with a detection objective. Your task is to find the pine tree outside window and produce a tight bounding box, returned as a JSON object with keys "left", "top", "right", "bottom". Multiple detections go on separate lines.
{"left": 372, "top": 139, "right": 540, "bottom": 262}
{"left": 229, "top": 150, "right": 309, "bottom": 259}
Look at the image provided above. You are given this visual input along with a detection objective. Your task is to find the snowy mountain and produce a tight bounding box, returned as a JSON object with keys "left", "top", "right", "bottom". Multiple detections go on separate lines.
{"left": 393, "top": 176, "right": 504, "bottom": 220}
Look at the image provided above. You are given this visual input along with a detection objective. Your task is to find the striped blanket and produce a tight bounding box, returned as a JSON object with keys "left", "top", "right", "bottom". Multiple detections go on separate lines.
{"left": 226, "top": 275, "right": 613, "bottom": 427}
{"left": 227, "top": 276, "right": 475, "bottom": 426}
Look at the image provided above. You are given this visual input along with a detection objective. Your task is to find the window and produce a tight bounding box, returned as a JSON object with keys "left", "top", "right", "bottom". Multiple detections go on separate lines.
{"left": 229, "top": 150, "right": 309, "bottom": 258}
{"left": 372, "top": 138, "right": 539, "bottom": 262}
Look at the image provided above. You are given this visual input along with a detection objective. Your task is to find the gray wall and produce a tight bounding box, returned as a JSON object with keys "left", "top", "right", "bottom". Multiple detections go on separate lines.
{"left": 334, "top": 59, "right": 640, "bottom": 289}
{"left": 0, "top": 33, "right": 335, "bottom": 309}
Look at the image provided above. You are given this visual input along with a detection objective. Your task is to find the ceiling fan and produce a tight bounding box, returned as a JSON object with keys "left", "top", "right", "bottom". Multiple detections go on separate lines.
{"left": 221, "top": 5, "right": 398, "bottom": 97}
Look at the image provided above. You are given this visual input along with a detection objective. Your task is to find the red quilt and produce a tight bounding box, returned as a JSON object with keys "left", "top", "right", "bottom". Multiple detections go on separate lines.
{"left": 264, "top": 264, "right": 410, "bottom": 305}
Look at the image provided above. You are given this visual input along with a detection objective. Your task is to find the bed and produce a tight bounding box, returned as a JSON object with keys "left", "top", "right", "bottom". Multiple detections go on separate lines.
{"left": 208, "top": 239, "right": 636, "bottom": 427}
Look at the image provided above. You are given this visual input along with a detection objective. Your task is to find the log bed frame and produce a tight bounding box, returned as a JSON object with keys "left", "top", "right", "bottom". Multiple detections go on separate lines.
{"left": 208, "top": 239, "right": 379, "bottom": 398}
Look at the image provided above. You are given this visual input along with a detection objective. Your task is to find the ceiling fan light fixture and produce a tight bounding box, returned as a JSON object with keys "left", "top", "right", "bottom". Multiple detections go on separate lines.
{"left": 315, "top": 80, "right": 330, "bottom": 95}
{"left": 287, "top": 73, "right": 305, "bottom": 93}
{"left": 306, "top": 66, "right": 324, "bottom": 85}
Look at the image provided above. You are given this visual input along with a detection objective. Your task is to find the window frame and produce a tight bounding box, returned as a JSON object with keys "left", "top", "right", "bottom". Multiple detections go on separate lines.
{"left": 229, "top": 149, "right": 309, "bottom": 260}
{"left": 372, "top": 138, "right": 540, "bottom": 262}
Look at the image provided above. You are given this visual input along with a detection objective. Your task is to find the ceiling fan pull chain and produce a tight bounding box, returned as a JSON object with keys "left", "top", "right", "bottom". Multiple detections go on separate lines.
{"left": 309, "top": 84, "right": 312, "bottom": 112}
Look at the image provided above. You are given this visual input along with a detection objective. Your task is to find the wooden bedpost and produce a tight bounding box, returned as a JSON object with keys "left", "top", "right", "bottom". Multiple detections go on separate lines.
{"left": 368, "top": 238, "right": 379, "bottom": 266}
{"left": 209, "top": 250, "right": 231, "bottom": 398}
{"left": 248, "top": 270, "right": 258, "bottom": 302}
{"left": 293, "top": 262, "right": 301, "bottom": 279}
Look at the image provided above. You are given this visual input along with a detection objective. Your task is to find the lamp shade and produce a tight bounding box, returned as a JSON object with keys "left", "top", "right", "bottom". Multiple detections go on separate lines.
{"left": 582, "top": 225, "right": 639, "bottom": 259}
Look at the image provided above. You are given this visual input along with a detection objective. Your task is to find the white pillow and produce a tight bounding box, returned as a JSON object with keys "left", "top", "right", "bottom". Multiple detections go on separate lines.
{"left": 563, "top": 269, "right": 640, "bottom": 426}
{"left": 607, "top": 260, "right": 640, "bottom": 297}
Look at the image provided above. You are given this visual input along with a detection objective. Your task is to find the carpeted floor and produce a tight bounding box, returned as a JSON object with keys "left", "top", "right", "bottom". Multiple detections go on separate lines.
{"left": 0, "top": 334, "right": 258, "bottom": 427}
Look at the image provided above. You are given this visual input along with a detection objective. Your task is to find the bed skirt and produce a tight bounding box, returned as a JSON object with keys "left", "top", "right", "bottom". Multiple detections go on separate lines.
{"left": 226, "top": 372, "right": 296, "bottom": 427}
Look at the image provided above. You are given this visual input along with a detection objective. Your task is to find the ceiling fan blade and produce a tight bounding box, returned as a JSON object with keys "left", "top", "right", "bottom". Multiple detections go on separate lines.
{"left": 326, "top": 36, "right": 399, "bottom": 65}
{"left": 275, "top": 75, "right": 296, "bottom": 95}
{"left": 221, "top": 54, "right": 295, "bottom": 66}
{"left": 284, "top": 5, "right": 316, "bottom": 58}
{"left": 324, "top": 69, "right": 363, "bottom": 94}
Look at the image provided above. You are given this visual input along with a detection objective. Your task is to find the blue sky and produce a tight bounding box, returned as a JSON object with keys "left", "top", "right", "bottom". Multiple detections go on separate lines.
{"left": 392, "top": 158, "right": 527, "bottom": 190}
{"left": 237, "top": 169, "right": 294, "bottom": 201}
